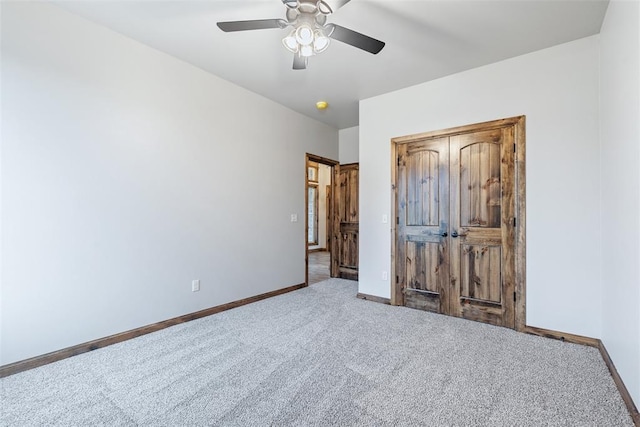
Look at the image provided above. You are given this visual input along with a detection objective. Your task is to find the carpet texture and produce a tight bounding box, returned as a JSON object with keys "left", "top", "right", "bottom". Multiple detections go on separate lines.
{"left": 0, "top": 279, "right": 633, "bottom": 426}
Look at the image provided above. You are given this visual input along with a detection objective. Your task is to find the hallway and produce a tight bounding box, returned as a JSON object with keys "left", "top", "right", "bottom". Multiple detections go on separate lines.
{"left": 308, "top": 251, "right": 330, "bottom": 285}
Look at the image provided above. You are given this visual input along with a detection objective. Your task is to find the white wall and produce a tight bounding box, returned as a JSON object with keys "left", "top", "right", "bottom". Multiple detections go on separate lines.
{"left": 0, "top": 3, "right": 338, "bottom": 365}
{"left": 600, "top": 0, "right": 640, "bottom": 407}
{"left": 360, "top": 36, "right": 601, "bottom": 338}
{"left": 339, "top": 126, "right": 359, "bottom": 164}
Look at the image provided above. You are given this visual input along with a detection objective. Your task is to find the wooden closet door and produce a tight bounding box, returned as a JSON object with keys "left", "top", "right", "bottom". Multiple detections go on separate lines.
{"left": 449, "top": 127, "right": 516, "bottom": 328}
{"left": 397, "top": 138, "right": 450, "bottom": 313}
{"left": 394, "top": 119, "right": 520, "bottom": 329}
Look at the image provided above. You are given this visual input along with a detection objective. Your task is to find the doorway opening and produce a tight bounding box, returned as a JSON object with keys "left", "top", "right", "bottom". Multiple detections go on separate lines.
{"left": 305, "top": 154, "right": 338, "bottom": 285}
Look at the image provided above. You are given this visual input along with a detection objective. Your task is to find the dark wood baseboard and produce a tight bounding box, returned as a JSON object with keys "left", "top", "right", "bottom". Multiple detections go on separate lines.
{"left": 0, "top": 282, "right": 306, "bottom": 379}
{"left": 523, "top": 325, "right": 599, "bottom": 347}
{"left": 597, "top": 340, "right": 640, "bottom": 426}
{"left": 357, "top": 292, "right": 391, "bottom": 305}
{"left": 525, "top": 325, "right": 639, "bottom": 425}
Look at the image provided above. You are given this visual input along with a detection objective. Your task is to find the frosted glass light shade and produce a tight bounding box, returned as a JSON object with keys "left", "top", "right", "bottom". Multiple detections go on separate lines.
{"left": 282, "top": 33, "right": 298, "bottom": 53}
{"left": 300, "top": 44, "right": 313, "bottom": 57}
{"left": 295, "top": 25, "right": 314, "bottom": 46}
{"left": 313, "top": 31, "right": 330, "bottom": 53}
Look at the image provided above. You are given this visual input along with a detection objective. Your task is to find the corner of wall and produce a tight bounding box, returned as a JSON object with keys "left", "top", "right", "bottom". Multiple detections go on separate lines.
{"left": 598, "top": 0, "right": 640, "bottom": 408}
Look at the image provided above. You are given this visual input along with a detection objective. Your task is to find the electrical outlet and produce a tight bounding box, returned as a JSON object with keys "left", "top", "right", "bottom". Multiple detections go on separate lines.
{"left": 192, "top": 279, "right": 200, "bottom": 292}
{"left": 382, "top": 271, "right": 388, "bottom": 280}
{"left": 290, "top": 214, "right": 298, "bottom": 222}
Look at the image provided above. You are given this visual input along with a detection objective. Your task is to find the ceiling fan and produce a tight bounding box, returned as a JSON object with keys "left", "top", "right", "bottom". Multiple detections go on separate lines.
{"left": 217, "top": 0, "right": 385, "bottom": 70}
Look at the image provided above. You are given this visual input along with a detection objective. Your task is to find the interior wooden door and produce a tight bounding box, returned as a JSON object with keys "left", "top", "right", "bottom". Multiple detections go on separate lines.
{"left": 396, "top": 138, "right": 450, "bottom": 312}
{"left": 336, "top": 163, "right": 359, "bottom": 280}
{"left": 394, "top": 118, "right": 521, "bottom": 329}
{"left": 449, "top": 127, "right": 515, "bottom": 328}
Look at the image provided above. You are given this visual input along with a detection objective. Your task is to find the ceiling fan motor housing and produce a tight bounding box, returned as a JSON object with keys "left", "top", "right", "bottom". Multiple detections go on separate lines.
{"left": 283, "top": 1, "right": 333, "bottom": 58}
{"left": 286, "top": 1, "right": 329, "bottom": 27}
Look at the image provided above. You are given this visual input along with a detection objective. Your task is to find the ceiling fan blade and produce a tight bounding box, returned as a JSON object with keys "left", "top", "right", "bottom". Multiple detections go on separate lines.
{"left": 217, "top": 19, "right": 286, "bottom": 32}
{"left": 328, "top": 24, "right": 385, "bottom": 54}
{"left": 293, "top": 55, "right": 307, "bottom": 70}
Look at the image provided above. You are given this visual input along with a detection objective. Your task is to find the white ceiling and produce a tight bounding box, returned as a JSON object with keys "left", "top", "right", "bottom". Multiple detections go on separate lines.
{"left": 54, "top": 0, "right": 609, "bottom": 129}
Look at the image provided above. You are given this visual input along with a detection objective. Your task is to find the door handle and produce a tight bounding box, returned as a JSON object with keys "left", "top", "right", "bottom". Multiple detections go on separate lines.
{"left": 451, "top": 231, "right": 458, "bottom": 238}
{"left": 440, "top": 231, "right": 448, "bottom": 237}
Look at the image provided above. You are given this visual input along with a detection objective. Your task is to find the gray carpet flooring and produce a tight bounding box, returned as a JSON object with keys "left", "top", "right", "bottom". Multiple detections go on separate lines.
{"left": 0, "top": 279, "right": 633, "bottom": 426}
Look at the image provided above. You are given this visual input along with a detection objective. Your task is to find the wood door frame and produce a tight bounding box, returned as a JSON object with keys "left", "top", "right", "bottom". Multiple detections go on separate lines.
{"left": 390, "top": 116, "right": 526, "bottom": 331}
{"left": 305, "top": 153, "right": 339, "bottom": 286}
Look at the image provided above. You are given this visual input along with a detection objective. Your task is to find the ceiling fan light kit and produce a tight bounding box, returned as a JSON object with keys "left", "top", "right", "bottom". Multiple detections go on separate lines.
{"left": 217, "top": 0, "right": 385, "bottom": 70}
{"left": 282, "top": 26, "right": 331, "bottom": 57}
